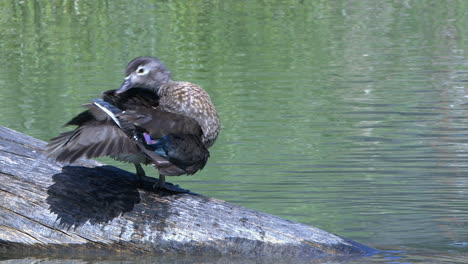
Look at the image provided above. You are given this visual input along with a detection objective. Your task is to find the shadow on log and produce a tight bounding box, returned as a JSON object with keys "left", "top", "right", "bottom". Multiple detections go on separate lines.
{"left": 0, "top": 126, "right": 377, "bottom": 262}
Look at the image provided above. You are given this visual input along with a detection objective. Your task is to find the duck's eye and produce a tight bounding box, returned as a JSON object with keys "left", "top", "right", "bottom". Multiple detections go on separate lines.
{"left": 136, "top": 67, "right": 146, "bottom": 75}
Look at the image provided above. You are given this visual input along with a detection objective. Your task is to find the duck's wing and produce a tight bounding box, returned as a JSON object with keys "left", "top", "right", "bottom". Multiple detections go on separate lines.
{"left": 45, "top": 93, "right": 147, "bottom": 163}
{"left": 102, "top": 88, "right": 159, "bottom": 110}
{"left": 119, "top": 106, "right": 209, "bottom": 175}
{"left": 46, "top": 120, "right": 142, "bottom": 163}
{"left": 46, "top": 89, "right": 159, "bottom": 163}
{"left": 122, "top": 107, "right": 202, "bottom": 138}
{"left": 101, "top": 87, "right": 204, "bottom": 139}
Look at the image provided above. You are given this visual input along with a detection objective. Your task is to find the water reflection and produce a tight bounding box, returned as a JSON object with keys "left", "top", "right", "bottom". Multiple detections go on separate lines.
{"left": 0, "top": 0, "right": 467, "bottom": 263}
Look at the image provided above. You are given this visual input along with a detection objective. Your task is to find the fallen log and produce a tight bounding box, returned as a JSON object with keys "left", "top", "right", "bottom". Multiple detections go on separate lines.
{"left": 0, "top": 126, "right": 376, "bottom": 260}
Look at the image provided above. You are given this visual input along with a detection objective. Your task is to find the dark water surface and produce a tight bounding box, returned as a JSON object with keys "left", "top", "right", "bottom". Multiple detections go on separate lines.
{"left": 0, "top": 1, "right": 467, "bottom": 263}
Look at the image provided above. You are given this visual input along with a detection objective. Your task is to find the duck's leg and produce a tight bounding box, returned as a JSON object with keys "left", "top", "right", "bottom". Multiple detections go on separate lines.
{"left": 153, "top": 174, "right": 165, "bottom": 189}
{"left": 134, "top": 163, "right": 146, "bottom": 184}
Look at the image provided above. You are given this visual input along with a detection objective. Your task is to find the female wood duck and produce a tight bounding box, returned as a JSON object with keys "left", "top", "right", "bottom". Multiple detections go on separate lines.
{"left": 46, "top": 56, "right": 220, "bottom": 191}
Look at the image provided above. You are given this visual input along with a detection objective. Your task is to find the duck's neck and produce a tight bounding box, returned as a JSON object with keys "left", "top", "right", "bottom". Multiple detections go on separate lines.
{"left": 155, "top": 80, "right": 174, "bottom": 96}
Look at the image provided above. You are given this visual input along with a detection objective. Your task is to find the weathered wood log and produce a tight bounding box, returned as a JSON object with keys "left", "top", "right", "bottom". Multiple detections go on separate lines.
{"left": 0, "top": 126, "right": 376, "bottom": 260}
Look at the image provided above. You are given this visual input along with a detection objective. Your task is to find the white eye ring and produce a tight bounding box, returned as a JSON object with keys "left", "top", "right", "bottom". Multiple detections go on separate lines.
{"left": 136, "top": 66, "right": 147, "bottom": 75}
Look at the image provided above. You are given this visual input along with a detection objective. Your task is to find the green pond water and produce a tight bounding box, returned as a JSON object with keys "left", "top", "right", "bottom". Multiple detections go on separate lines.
{"left": 0, "top": 0, "right": 467, "bottom": 263}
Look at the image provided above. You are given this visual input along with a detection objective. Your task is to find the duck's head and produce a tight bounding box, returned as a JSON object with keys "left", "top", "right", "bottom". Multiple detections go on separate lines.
{"left": 116, "top": 56, "right": 171, "bottom": 94}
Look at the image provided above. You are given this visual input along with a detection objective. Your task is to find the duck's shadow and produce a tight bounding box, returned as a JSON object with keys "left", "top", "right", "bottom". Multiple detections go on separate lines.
{"left": 46, "top": 165, "right": 147, "bottom": 230}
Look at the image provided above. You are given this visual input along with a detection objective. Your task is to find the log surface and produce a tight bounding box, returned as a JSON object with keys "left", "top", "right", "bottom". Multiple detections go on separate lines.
{"left": 0, "top": 126, "right": 376, "bottom": 260}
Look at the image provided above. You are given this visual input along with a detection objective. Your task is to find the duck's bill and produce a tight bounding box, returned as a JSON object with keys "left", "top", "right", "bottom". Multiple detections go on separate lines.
{"left": 115, "top": 77, "right": 134, "bottom": 94}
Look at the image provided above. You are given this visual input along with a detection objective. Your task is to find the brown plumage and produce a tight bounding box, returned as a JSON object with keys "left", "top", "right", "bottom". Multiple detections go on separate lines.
{"left": 46, "top": 56, "right": 220, "bottom": 190}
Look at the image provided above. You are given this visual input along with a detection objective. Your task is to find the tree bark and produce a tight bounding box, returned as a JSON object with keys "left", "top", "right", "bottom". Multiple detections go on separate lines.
{"left": 0, "top": 126, "right": 376, "bottom": 260}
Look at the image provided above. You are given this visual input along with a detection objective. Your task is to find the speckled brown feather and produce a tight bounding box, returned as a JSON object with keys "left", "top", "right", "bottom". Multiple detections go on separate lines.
{"left": 158, "top": 81, "right": 220, "bottom": 148}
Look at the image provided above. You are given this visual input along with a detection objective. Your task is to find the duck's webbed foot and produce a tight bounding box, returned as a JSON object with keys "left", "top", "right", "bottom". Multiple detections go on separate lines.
{"left": 153, "top": 174, "right": 190, "bottom": 193}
